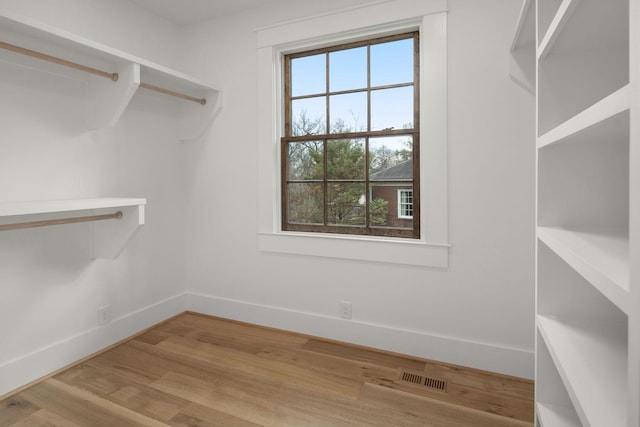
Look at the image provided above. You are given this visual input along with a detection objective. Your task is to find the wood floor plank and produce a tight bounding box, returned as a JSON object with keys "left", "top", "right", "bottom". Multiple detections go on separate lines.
{"left": 257, "top": 345, "right": 377, "bottom": 385}
{"left": 107, "top": 384, "right": 188, "bottom": 422}
{"left": 135, "top": 328, "right": 174, "bottom": 345}
{"left": 169, "top": 402, "right": 262, "bottom": 427}
{"left": 54, "top": 362, "right": 131, "bottom": 397}
{"left": 9, "top": 409, "right": 84, "bottom": 427}
{"left": 358, "top": 383, "right": 531, "bottom": 427}
{"left": 91, "top": 340, "right": 184, "bottom": 383}
{"left": 55, "top": 352, "right": 191, "bottom": 422}
{"left": 0, "top": 395, "right": 40, "bottom": 426}
{"left": 302, "top": 338, "right": 427, "bottom": 371}
{"left": 1, "top": 313, "right": 534, "bottom": 426}
{"left": 20, "top": 379, "right": 167, "bottom": 427}
{"left": 94, "top": 340, "right": 265, "bottom": 398}
{"left": 151, "top": 370, "right": 408, "bottom": 427}
{"left": 366, "top": 369, "right": 533, "bottom": 422}
{"left": 156, "top": 335, "right": 361, "bottom": 399}
{"left": 152, "top": 313, "right": 307, "bottom": 355}
{"left": 151, "top": 371, "right": 277, "bottom": 426}
{"left": 423, "top": 359, "right": 535, "bottom": 397}
{"left": 260, "top": 343, "right": 533, "bottom": 423}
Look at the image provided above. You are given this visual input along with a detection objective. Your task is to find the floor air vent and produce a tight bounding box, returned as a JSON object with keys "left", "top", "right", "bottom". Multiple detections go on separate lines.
{"left": 400, "top": 371, "right": 448, "bottom": 392}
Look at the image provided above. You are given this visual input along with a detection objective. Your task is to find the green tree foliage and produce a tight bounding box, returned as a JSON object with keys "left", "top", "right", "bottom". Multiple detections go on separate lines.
{"left": 369, "top": 198, "right": 389, "bottom": 225}
{"left": 288, "top": 110, "right": 411, "bottom": 226}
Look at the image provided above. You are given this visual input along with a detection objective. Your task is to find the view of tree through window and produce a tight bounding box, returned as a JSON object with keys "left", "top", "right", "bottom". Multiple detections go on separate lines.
{"left": 282, "top": 32, "right": 419, "bottom": 238}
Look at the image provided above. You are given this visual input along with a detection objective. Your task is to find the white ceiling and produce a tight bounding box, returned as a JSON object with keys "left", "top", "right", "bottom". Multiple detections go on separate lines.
{"left": 129, "top": 0, "right": 278, "bottom": 26}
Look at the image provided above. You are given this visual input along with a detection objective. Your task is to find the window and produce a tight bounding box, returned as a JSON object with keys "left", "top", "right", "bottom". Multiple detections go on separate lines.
{"left": 257, "top": 4, "right": 449, "bottom": 267}
{"left": 398, "top": 189, "right": 413, "bottom": 219}
{"left": 282, "top": 32, "right": 420, "bottom": 239}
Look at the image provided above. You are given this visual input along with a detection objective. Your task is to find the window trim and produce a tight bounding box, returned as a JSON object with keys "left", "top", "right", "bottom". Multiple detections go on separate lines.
{"left": 257, "top": 0, "right": 449, "bottom": 268}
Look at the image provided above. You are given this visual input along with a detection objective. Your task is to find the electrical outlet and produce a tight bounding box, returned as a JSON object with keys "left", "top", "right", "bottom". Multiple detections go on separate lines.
{"left": 340, "top": 301, "right": 352, "bottom": 319}
{"left": 98, "top": 305, "right": 111, "bottom": 326}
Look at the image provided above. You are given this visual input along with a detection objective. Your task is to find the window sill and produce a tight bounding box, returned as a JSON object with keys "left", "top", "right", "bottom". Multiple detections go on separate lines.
{"left": 258, "top": 232, "right": 449, "bottom": 268}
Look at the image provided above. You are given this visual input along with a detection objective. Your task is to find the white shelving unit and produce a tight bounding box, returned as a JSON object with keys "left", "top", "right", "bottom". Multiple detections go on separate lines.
{"left": 509, "top": 0, "right": 535, "bottom": 94}
{"left": 512, "top": 0, "right": 639, "bottom": 425}
{"left": 0, "top": 8, "right": 221, "bottom": 141}
{"left": 0, "top": 198, "right": 146, "bottom": 259}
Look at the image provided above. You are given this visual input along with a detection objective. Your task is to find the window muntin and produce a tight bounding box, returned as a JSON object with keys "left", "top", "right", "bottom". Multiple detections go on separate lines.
{"left": 282, "top": 32, "right": 419, "bottom": 238}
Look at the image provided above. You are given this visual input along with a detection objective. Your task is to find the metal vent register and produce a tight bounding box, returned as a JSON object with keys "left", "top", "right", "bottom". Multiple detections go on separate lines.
{"left": 399, "top": 371, "right": 448, "bottom": 392}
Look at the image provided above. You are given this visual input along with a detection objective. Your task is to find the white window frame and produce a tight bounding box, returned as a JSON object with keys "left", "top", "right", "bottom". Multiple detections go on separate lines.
{"left": 256, "top": 0, "right": 449, "bottom": 268}
{"left": 398, "top": 189, "right": 414, "bottom": 219}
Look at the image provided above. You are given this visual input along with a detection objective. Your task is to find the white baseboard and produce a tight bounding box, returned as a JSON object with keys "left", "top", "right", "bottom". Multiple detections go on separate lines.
{"left": 0, "top": 293, "right": 187, "bottom": 398}
{"left": 187, "top": 292, "right": 534, "bottom": 379}
{"left": 1, "top": 290, "right": 533, "bottom": 399}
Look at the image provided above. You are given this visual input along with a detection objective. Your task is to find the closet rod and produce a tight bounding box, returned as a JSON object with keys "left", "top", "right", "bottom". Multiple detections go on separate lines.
{"left": 0, "top": 211, "right": 123, "bottom": 232}
{"left": 0, "top": 41, "right": 119, "bottom": 81}
{"left": 0, "top": 41, "right": 207, "bottom": 105}
{"left": 139, "top": 82, "right": 207, "bottom": 105}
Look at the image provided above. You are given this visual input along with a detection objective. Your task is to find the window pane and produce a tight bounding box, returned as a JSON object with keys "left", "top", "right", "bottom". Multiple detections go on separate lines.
{"left": 370, "top": 184, "right": 413, "bottom": 229}
{"left": 283, "top": 32, "right": 419, "bottom": 239}
{"left": 327, "top": 138, "right": 365, "bottom": 180}
{"left": 291, "top": 54, "right": 326, "bottom": 96}
{"left": 329, "top": 92, "right": 367, "bottom": 133}
{"left": 371, "top": 86, "right": 413, "bottom": 131}
{"left": 398, "top": 189, "right": 414, "bottom": 218}
{"left": 288, "top": 141, "right": 324, "bottom": 180}
{"left": 329, "top": 46, "right": 367, "bottom": 92}
{"left": 291, "top": 96, "right": 326, "bottom": 135}
{"left": 288, "top": 183, "right": 323, "bottom": 224}
{"left": 327, "top": 183, "right": 366, "bottom": 226}
{"left": 369, "top": 135, "right": 413, "bottom": 178}
{"left": 370, "top": 38, "right": 413, "bottom": 86}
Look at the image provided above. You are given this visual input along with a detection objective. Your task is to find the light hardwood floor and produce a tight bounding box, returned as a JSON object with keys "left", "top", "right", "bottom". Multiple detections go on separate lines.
{"left": 0, "top": 312, "right": 534, "bottom": 426}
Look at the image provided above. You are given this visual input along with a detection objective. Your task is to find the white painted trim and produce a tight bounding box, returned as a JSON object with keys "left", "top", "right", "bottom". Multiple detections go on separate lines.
{"left": 257, "top": 5, "right": 449, "bottom": 267}
{"left": 258, "top": 232, "right": 449, "bottom": 267}
{"left": 187, "top": 292, "right": 534, "bottom": 379}
{"left": 255, "top": 0, "right": 447, "bottom": 48}
{"left": 0, "top": 293, "right": 186, "bottom": 398}
{"left": 254, "top": 0, "right": 393, "bottom": 33}
{"left": 0, "top": 289, "right": 533, "bottom": 397}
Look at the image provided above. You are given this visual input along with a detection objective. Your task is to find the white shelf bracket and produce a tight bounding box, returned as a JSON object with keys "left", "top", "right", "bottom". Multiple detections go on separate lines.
{"left": 90, "top": 204, "right": 145, "bottom": 259}
{"left": 178, "top": 89, "right": 222, "bottom": 141}
{"left": 87, "top": 62, "right": 140, "bottom": 129}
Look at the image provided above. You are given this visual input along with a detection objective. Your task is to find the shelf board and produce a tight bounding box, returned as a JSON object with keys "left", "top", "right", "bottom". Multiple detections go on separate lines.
{"left": 537, "top": 227, "right": 630, "bottom": 314}
{"left": 509, "top": 0, "right": 535, "bottom": 94}
{"left": 537, "top": 315, "right": 627, "bottom": 427}
{"left": 0, "top": 198, "right": 146, "bottom": 259}
{"left": 0, "top": 10, "right": 219, "bottom": 95}
{"left": 0, "top": 198, "right": 146, "bottom": 217}
{"left": 537, "top": 0, "right": 563, "bottom": 46}
{"left": 538, "top": 0, "right": 579, "bottom": 60}
{"left": 538, "top": 0, "right": 628, "bottom": 60}
{"left": 537, "top": 85, "right": 630, "bottom": 149}
{"left": 536, "top": 402, "right": 581, "bottom": 427}
{"left": 511, "top": 0, "right": 534, "bottom": 51}
{"left": 0, "top": 9, "right": 221, "bottom": 139}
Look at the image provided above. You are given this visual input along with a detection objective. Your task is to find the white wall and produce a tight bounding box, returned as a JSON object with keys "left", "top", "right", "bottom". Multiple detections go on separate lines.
{"left": 0, "top": 0, "right": 535, "bottom": 396}
{"left": 0, "top": 0, "right": 186, "bottom": 397}
{"left": 179, "top": 0, "right": 536, "bottom": 378}
{"left": 0, "top": 0, "right": 180, "bottom": 66}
